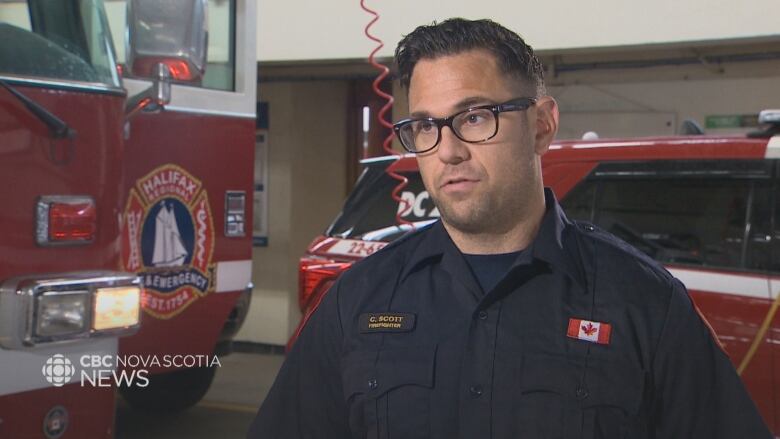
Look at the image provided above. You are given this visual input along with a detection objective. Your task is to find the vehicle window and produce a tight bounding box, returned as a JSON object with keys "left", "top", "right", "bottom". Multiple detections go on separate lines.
{"left": 561, "top": 161, "right": 773, "bottom": 272}
{"left": 201, "top": 0, "right": 235, "bottom": 91}
{"left": 327, "top": 162, "right": 439, "bottom": 242}
{"left": 746, "top": 181, "right": 773, "bottom": 272}
{"left": 106, "top": 0, "right": 235, "bottom": 91}
{"left": 0, "top": 0, "right": 120, "bottom": 87}
{"left": 561, "top": 181, "right": 596, "bottom": 223}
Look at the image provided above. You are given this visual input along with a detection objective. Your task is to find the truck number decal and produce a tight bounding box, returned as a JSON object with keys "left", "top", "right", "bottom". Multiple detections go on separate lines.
{"left": 327, "top": 239, "right": 387, "bottom": 257}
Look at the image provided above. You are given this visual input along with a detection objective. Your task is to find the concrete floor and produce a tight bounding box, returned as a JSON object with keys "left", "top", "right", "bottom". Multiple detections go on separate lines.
{"left": 115, "top": 352, "right": 284, "bottom": 439}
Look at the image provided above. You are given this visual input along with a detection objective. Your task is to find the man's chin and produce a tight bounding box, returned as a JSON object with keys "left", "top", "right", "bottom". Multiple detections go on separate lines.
{"left": 433, "top": 195, "right": 491, "bottom": 231}
{"left": 439, "top": 210, "right": 490, "bottom": 235}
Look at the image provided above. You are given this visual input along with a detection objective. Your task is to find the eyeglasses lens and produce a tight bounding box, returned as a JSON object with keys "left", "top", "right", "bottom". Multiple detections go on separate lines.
{"left": 399, "top": 109, "right": 498, "bottom": 152}
{"left": 453, "top": 109, "right": 496, "bottom": 143}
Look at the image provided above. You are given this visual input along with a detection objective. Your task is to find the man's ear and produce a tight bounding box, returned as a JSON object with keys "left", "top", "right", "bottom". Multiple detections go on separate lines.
{"left": 533, "top": 96, "right": 559, "bottom": 155}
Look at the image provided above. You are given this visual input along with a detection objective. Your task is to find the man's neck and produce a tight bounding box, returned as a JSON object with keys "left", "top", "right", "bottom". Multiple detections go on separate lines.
{"left": 442, "top": 193, "right": 547, "bottom": 255}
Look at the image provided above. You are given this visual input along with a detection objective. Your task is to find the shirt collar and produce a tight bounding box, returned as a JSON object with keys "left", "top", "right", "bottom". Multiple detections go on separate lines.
{"left": 531, "top": 188, "right": 588, "bottom": 290}
{"left": 399, "top": 188, "right": 587, "bottom": 291}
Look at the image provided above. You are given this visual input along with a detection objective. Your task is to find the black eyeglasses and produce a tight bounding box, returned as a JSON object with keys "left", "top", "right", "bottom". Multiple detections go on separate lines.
{"left": 392, "top": 97, "right": 537, "bottom": 153}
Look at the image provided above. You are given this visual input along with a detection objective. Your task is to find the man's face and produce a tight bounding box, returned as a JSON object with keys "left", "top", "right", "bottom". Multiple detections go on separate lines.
{"left": 408, "top": 49, "right": 556, "bottom": 236}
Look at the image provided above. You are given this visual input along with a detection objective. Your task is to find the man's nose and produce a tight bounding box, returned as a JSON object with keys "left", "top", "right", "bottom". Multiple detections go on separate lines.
{"left": 437, "top": 126, "right": 470, "bottom": 164}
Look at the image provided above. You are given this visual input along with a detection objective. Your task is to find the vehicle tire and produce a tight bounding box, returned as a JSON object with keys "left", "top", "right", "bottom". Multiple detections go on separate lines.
{"left": 120, "top": 365, "right": 217, "bottom": 413}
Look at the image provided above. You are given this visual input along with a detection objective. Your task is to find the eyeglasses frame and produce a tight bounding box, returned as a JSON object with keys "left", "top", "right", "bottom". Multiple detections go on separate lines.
{"left": 392, "top": 97, "right": 538, "bottom": 154}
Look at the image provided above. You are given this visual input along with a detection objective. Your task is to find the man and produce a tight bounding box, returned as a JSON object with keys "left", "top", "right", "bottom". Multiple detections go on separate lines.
{"left": 248, "top": 18, "right": 771, "bottom": 438}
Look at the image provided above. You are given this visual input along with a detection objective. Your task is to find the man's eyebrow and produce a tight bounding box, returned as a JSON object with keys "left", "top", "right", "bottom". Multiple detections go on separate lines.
{"left": 409, "top": 96, "right": 494, "bottom": 119}
{"left": 455, "top": 96, "right": 493, "bottom": 109}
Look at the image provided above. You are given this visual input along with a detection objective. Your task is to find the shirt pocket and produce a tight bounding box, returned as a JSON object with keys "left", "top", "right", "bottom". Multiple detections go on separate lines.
{"left": 342, "top": 345, "right": 436, "bottom": 439}
{"left": 518, "top": 354, "right": 645, "bottom": 439}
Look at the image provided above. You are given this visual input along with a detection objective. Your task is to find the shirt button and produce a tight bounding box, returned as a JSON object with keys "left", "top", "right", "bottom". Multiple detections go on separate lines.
{"left": 368, "top": 379, "right": 378, "bottom": 390}
{"left": 478, "top": 310, "right": 488, "bottom": 320}
{"left": 469, "top": 385, "right": 483, "bottom": 398}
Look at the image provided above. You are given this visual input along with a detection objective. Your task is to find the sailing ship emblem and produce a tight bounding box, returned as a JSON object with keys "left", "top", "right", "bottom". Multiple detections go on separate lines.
{"left": 152, "top": 201, "right": 188, "bottom": 267}
{"left": 121, "top": 164, "right": 215, "bottom": 319}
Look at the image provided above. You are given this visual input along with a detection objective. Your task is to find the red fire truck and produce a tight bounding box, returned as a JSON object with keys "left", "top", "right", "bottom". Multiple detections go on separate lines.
{"left": 0, "top": 0, "right": 255, "bottom": 436}
{"left": 297, "top": 113, "right": 780, "bottom": 433}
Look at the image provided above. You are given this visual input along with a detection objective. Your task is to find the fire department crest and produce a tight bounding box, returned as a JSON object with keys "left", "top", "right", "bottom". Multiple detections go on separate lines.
{"left": 121, "top": 164, "right": 215, "bottom": 319}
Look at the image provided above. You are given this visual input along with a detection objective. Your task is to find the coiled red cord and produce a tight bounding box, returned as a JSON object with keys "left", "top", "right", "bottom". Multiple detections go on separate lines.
{"left": 360, "top": 0, "right": 413, "bottom": 227}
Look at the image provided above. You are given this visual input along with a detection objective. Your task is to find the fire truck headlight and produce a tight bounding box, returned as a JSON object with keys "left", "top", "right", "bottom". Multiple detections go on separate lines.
{"left": 35, "top": 291, "right": 90, "bottom": 338}
{"left": 93, "top": 286, "right": 141, "bottom": 331}
{"left": 1, "top": 272, "right": 141, "bottom": 349}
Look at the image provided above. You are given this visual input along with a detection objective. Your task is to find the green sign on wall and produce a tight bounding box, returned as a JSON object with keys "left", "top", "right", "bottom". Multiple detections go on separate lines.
{"left": 705, "top": 114, "right": 759, "bottom": 129}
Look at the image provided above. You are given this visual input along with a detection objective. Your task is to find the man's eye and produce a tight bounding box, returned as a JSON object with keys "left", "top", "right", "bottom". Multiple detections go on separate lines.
{"left": 417, "top": 121, "right": 436, "bottom": 133}
{"left": 465, "top": 112, "right": 488, "bottom": 125}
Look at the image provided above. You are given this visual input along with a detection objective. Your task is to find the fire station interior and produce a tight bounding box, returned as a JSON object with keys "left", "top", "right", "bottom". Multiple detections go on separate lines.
{"left": 238, "top": 40, "right": 780, "bottom": 347}
{"left": 4, "top": 1, "right": 780, "bottom": 437}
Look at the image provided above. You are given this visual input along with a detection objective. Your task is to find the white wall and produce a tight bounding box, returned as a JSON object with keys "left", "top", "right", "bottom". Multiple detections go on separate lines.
{"left": 0, "top": 3, "right": 31, "bottom": 29}
{"left": 551, "top": 76, "right": 780, "bottom": 139}
{"left": 257, "top": 0, "right": 780, "bottom": 62}
{"left": 236, "top": 80, "right": 348, "bottom": 345}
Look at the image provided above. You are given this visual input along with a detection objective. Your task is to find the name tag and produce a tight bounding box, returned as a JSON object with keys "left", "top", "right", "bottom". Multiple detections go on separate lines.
{"left": 359, "top": 313, "right": 416, "bottom": 333}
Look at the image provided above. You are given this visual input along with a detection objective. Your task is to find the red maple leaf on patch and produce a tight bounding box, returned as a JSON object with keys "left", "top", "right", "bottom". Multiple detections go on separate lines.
{"left": 581, "top": 323, "right": 598, "bottom": 336}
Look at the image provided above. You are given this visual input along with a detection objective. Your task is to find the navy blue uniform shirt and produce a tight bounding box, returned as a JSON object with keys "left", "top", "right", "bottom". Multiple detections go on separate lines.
{"left": 248, "top": 189, "right": 770, "bottom": 439}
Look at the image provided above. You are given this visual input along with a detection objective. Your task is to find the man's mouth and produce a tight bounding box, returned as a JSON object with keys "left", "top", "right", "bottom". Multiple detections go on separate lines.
{"left": 440, "top": 177, "right": 479, "bottom": 192}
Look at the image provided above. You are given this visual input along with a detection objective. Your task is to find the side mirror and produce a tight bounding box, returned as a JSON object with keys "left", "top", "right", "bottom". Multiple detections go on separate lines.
{"left": 125, "top": 63, "right": 172, "bottom": 119}
{"left": 125, "top": 0, "right": 208, "bottom": 83}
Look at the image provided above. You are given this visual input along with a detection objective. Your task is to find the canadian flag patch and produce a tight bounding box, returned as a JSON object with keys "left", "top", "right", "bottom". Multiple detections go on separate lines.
{"left": 567, "top": 318, "right": 612, "bottom": 345}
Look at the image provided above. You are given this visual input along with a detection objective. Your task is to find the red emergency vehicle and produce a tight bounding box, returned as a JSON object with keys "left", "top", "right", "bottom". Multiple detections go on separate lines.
{"left": 297, "top": 113, "right": 780, "bottom": 433}
{"left": 115, "top": 0, "right": 256, "bottom": 412}
{"left": 0, "top": 0, "right": 255, "bottom": 436}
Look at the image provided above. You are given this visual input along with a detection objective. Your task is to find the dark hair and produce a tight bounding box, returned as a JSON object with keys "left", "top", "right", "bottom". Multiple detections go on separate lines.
{"left": 394, "top": 18, "right": 545, "bottom": 96}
